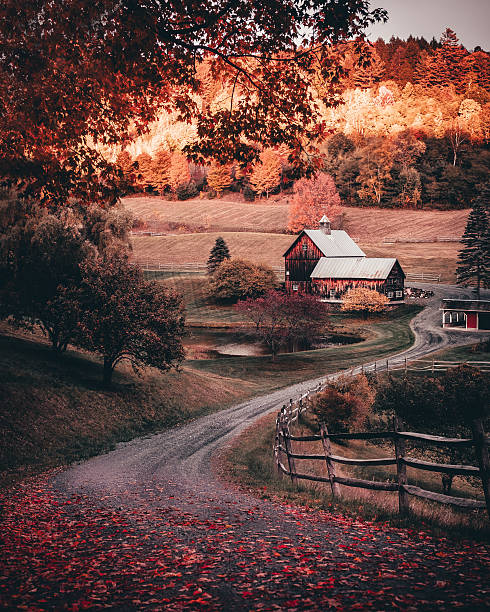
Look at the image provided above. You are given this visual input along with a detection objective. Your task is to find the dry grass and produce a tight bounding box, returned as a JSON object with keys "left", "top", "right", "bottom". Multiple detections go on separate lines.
{"left": 131, "top": 232, "right": 292, "bottom": 268}
{"left": 224, "top": 410, "right": 489, "bottom": 539}
{"left": 124, "top": 195, "right": 469, "bottom": 242}
{"left": 125, "top": 196, "right": 288, "bottom": 234}
{"left": 0, "top": 328, "right": 257, "bottom": 487}
{"left": 362, "top": 242, "right": 461, "bottom": 283}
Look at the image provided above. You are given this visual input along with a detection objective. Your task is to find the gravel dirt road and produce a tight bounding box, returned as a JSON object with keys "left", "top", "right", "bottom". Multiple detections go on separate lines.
{"left": 2, "top": 284, "right": 489, "bottom": 610}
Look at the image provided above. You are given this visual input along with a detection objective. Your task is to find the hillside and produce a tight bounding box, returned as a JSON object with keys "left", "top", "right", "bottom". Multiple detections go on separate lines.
{"left": 124, "top": 196, "right": 469, "bottom": 242}
{"left": 0, "top": 329, "right": 257, "bottom": 486}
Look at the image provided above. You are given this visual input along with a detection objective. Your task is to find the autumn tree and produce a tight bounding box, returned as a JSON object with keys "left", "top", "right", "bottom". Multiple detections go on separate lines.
{"left": 0, "top": 1, "right": 385, "bottom": 206}
{"left": 356, "top": 138, "right": 394, "bottom": 205}
{"left": 288, "top": 173, "right": 342, "bottom": 233}
{"left": 135, "top": 153, "right": 154, "bottom": 191}
{"left": 341, "top": 288, "right": 389, "bottom": 318}
{"left": 169, "top": 153, "right": 191, "bottom": 194}
{"left": 116, "top": 151, "right": 137, "bottom": 193}
{"left": 207, "top": 237, "right": 231, "bottom": 274}
{"left": 209, "top": 259, "right": 277, "bottom": 303}
{"left": 206, "top": 163, "right": 233, "bottom": 196}
{"left": 312, "top": 374, "right": 375, "bottom": 433}
{"left": 457, "top": 199, "right": 489, "bottom": 297}
{"left": 249, "top": 150, "right": 282, "bottom": 198}
{"left": 151, "top": 147, "right": 172, "bottom": 194}
{"left": 0, "top": 212, "right": 94, "bottom": 351}
{"left": 235, "top": 291, "right": 329, "bottom": 358}
{"left": 77, "top": 255, "right": 185, "bottom": 385}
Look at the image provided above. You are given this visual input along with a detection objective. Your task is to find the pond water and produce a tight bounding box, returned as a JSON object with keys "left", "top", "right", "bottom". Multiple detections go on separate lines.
{"left": 185, "top": 328, "right": 363, "bottom": 359}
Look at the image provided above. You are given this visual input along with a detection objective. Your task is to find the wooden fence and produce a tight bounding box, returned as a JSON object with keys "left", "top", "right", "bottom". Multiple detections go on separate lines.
{"left": 273, "top": 391, "right": 490, "bottom": 518}
{"left": 405, "top": 272, "right": 441, "bottom": 283}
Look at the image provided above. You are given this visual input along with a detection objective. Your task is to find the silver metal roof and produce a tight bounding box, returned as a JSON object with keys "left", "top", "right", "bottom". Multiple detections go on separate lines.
{"left": 304, "top": 229, "right": 366, "bottom": 258}
{"left": 311, "top": 257, "right": 397, "bottom": 280}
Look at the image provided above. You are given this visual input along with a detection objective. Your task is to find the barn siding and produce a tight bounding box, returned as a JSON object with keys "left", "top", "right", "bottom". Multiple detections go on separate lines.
{"left": 285, "top": 234, "right": 324, "bottom": 283}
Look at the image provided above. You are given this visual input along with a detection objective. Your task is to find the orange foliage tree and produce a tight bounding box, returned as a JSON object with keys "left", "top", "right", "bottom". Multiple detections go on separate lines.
{"left": 135, "top": 153, "right": 154, "bottom": 191}
{"left": 249, "top": 149, "right": 282, "bottom": 198}
{"left": 341, "top": 287, "right": 388, "bottom": 318}
{"left": 206, "top": 163, "right": 233, "bottom": 196}
{"left": 151, "top": 147, "right": 172, "bottom": 194}
{"left": 288, "top": 173, "right": 341, "bottom": 233}
{"left": 169, "top": 152, "right": 191, "bottom": 193}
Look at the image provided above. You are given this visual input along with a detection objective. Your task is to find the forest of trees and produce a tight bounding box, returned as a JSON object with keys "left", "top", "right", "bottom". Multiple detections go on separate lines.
{"left": 117, "top": 29, "right": 490, "bottom": 211}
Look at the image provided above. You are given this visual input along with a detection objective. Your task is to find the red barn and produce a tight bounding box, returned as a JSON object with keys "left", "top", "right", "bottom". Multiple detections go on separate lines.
{"left": 284, "top": 216, "right": 405, "bottom": 301}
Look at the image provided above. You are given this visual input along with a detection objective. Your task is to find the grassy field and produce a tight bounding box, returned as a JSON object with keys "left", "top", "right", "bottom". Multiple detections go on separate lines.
{"left": 186, "top": 306, "right": 420, "bottom": 393}
{"left": 132, "top": 233, "right": 460, "bottom": 282}
{"left": 132, "top": 232, "right": 292, "bottom": 268}
{"left": 124, "top": 195, "right": 469, "bottom": 242}
{"left": 0, "top": 329, "right": 257, "bottom": 487}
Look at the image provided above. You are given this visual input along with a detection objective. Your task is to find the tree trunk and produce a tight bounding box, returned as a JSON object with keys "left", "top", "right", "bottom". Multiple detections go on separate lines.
{"left": 103, "top": 357, "right": 114, "bottom": 386}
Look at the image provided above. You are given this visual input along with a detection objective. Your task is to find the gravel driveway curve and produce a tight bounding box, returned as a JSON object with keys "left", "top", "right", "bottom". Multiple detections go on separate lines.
{"left": 35, "top": 283, "right": 489, "bottom": 610}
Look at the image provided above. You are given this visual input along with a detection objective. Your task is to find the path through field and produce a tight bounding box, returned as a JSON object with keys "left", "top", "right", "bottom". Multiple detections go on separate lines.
{"left": 1, "top": 284, "right": 489, "bottom": 610}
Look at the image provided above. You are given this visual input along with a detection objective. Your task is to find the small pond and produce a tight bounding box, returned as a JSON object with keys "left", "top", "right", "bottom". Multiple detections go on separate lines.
{"left": 184, "top": 327, "right": 363, "bottom": 360}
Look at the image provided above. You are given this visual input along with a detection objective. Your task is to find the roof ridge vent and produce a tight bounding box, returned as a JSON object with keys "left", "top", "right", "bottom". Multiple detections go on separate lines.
{"left": 319, "top": 215, "right": 331, "bottom": 235}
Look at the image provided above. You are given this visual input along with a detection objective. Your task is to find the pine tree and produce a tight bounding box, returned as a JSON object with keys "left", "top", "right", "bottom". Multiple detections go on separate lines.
{"left": 151, "top": 146, "right": 171, "bottom": 194}
{"left": 135, "top": 152, "right": 154, "bottom": 191}
{"left": 206, "top": 162, "right": 232, "bottom": 196}
{"left": 457, "top": 199, "right": 489, "bottom": 297}
{"left": 249, "top": 149, "right": 281, "bottom": 198}
{"left": 207, "top": 237, "right": 231, "bottom": 274}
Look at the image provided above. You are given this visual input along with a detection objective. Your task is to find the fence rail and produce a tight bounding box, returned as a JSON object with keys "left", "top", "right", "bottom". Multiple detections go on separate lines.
{"left": 383, "top": 236, "right": 460, "bottom": 244}
{"left": 405, "top": 272, "right": 441, "bottom": 283}
{"left": 131, "top": 259, "right": 285, "bottom": 278}
{"left": 274, "top": 388, "right": 490, "bottom": 517}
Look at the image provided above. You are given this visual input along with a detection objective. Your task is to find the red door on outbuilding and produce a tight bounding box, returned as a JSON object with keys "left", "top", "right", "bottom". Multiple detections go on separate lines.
{"left": 466, "top": 312, "right": 478, "bottom": 329}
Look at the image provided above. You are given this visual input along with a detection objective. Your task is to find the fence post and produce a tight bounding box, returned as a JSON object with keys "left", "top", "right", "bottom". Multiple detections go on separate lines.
{"left": 320, "top": 424, "right": 341, "bottom": 498}
{"left": 386, "top": 359, "right": 389, "bottom": 373}
{"left": 374, "top": 361, "right": 377, "bottom": 374}
{"left": 432, "top": 358, "right": 435, "bottom": 375}
{"left": 393, "top": 415, "right": 409, "bottom": 515}
{"left": 471, "top": 417, "right": 490, "bottom": 519}
{"left": 404, "top": 358, "right": 407, "bottom": 373}
{"left": 274, "top": 417, "right": 282, "bottom": 476}
{"left": 283, "top": 424, "right": 297, "bottom": 486}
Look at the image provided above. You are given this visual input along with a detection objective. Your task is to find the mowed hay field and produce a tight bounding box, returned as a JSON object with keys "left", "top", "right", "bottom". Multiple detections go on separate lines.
{"left": 132, "top": 232, "right": 293, "bottom": 268}
{"left": 125, "top": 196, "right": 288, "bottom": 233}
{"left": 123, "top": 195, "right": 469, "bottom": 242}
{"left": 131, "top": 232, "right": 460, "bottom": 281}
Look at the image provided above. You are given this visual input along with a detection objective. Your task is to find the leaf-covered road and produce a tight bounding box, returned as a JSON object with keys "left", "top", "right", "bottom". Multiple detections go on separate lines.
{"left": 1, "top": 284, "right": 489, "bottom": 610}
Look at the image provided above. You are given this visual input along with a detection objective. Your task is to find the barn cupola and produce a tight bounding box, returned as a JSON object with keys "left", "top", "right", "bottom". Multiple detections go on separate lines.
{"left": 319, "top": 215, "right": 331, "bottom": 235}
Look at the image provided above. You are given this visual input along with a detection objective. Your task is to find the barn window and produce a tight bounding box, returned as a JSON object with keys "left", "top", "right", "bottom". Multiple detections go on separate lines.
{"left": 395, "top": 290, "right": 403, "bottom": 298}
{"left": 302, "top": 243, "right": 308, "bottom": 253}
{"left": 292, "top": 284, "right": 299, "bottom": 291}
{"left": 387, "top": 291, "right": 393, "bottom": 298}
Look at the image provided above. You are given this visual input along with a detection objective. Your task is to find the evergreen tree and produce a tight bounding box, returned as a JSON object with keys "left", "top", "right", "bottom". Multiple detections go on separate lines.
{"left": 207, "top": 237, "right": 231, "bottom": 274}
{"left": 457, "top": 199, "right": 489, "bottom": 297}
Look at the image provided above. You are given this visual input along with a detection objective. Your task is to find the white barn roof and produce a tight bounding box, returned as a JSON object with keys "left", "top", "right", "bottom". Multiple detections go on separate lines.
{"left": 303, "top": 229, "right": 365, "bottom": 258}
{"left": 311, "top": 257, "right": 398, "bottom": 280}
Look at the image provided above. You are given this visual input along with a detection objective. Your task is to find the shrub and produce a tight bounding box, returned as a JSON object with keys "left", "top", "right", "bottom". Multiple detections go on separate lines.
{"left": 176, "top": 181, "right": 199, "bottom": 200}
{"left": 208, "top": 258, "right": 277, "bottom": 303}
{"left": 312, "top": 374, "right": 375, "bottom": 433}
{"left": 243, "top": 184, "right": 256, "bottom": 201}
